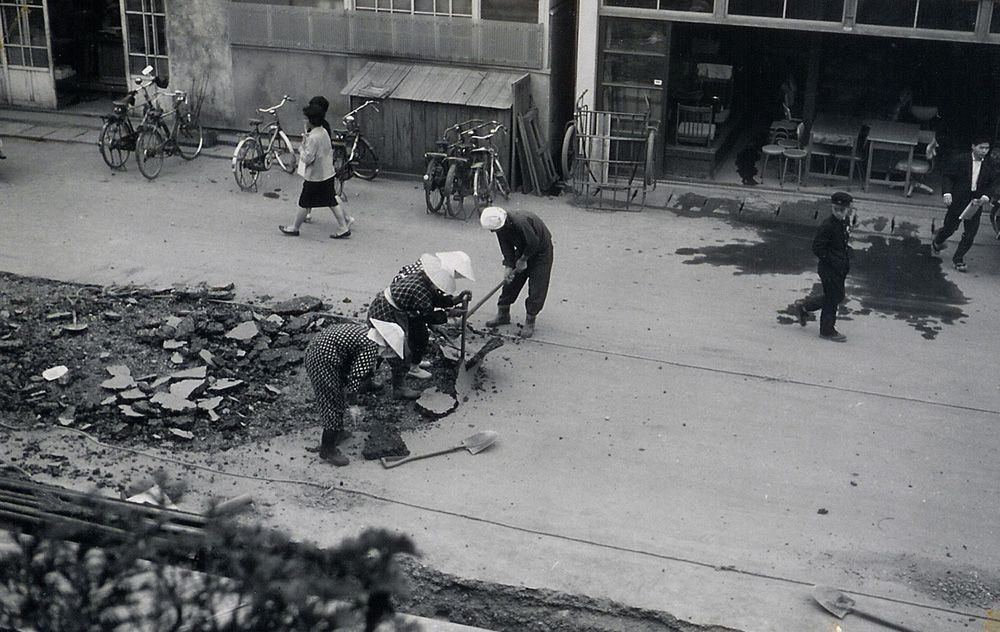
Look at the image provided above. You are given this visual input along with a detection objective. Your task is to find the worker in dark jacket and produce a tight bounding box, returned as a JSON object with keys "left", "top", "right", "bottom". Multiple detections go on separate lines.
{"left": 795, "top": 191, "right": 853, "bottom": 342}
{"left": 479, "top": 206, "right": 553, "bottom": 338}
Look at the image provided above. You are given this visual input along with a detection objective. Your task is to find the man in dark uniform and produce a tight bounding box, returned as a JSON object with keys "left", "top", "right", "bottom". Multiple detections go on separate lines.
{"left": 795, "top": 191, "right": 853, "bottom": 342}
{"left": 479, "top": 206, "right": 553, "bottom": 339}
{"left": 931, "top": 136, "right": 998, "bottom": 272}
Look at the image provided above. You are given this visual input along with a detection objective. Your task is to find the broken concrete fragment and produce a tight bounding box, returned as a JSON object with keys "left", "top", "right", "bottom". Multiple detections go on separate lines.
{"left": 415, "top": 387, "right": 457, "bottom": 418}
{"left": 101, "top": 395, "right": 118, "bottom": 405}
{"left": 103, "top": 311, "right": 123, "bottom": 321}
{"left": 45, "top": 311, "right": 73, "bottom": 321}
{"left": 119, "top": 405, "right": 146, "bottom": 418}
{"left": 107, "top": 364, "right": 132, "bottom": 377}
{"left": 101, "top": 374, "right": 136, "bottom": 391}
{"left": 165, "top": 316, "right": 183, "bottom": 329}
{"left": 170, "top": 352, "right": 184, "bottom": 365}
{"left": 150, "top": 392, "right": 198, "bottom": 412}
{"left": 198, "top": 349, "right": 216, "bottom": 366}
{"left": 163, "top": 339, "right": 187, "bottom": 350}
{"left": 169, "top": 428, "right": 194, "bottom": 440}
{"left": 170, "top": 366, "right": 207, "bottom": 380}
{"left": 171, "top": 379, "right": 205, "bottom": 400}
{"left": 266, "top": 314, "right": 284, "bottom": 325}
{"left": 264, "top": 384, "right": 282, "bottom": 395}
{"left": 270, "top": 296, "right": 324, "bottom": 316}
{"left": 198, "top": 396, "right": 223, "bottom": 411}
{"left": 225, "top": 320, "right": 258, "bottom": 341}
{"left": 120, "top": 388, "right": 148, "bottom": 401}
{"left": 209, "top": 378, "right": 244, "bottom": 392}
{"left": 42, "top": 365, "right": 69, "bottom": 381}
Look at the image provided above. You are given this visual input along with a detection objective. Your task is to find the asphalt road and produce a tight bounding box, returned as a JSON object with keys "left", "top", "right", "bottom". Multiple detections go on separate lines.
{"left": 2, "top": 135, "right": 1000, "bottom": 632}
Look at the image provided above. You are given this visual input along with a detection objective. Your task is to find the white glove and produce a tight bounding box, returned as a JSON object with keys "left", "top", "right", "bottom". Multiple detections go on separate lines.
{"left": 347, "top": 405, "right": 363, "bottom": 424}
{"left": 943, "top": 193, "right": 952, "bottom": 206}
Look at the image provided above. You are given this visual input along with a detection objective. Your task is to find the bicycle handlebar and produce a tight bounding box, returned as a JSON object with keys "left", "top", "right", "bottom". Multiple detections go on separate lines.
{"left": 259, "top": 95, "right": 295, "bottom": 115}
{"left": 342, "top": 99, "right": 379, "bottom": 123}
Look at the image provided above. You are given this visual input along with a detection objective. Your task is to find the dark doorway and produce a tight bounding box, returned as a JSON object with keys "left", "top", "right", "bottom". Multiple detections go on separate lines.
{"left": 48, "top": 0, "right": 126, "bottom": 107}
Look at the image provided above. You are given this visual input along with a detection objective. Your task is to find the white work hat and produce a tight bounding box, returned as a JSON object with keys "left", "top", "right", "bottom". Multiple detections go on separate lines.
{"left": 419, "top": 253, "right": 457, "bottom": 295}
{"left": 479, "top": 206, "right": 507, "bottom": 231}
{"left": 435, "top": 250, "right": 475, "bottom": 281}
{"left": 367, "top": 319, "right": 405, "bottom": 359}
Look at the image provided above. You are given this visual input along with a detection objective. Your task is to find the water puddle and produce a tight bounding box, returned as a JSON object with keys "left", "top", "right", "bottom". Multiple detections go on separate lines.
{"left": 674, "top": 207, "right": 968, "bottom": 339}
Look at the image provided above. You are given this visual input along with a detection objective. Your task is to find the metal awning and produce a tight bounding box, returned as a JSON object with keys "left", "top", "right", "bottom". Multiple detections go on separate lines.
{"left": 341, "top": 61, "right": 527, "bottom": 109}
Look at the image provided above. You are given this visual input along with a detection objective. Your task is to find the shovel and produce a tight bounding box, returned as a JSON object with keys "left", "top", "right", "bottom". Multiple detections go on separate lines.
{"left": 466, "top": 279, "right": 506, "bottom": 320}
{"left": 812, "top": 585, "right": 922, "bottom": 632}
{"left": 380, "top": 431, "right": 497, "bottom": 469}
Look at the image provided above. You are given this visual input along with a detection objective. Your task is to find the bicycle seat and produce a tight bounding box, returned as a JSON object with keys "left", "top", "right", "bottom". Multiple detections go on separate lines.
{"left": 248, "top": 118, "right": 263, "bottom": 126}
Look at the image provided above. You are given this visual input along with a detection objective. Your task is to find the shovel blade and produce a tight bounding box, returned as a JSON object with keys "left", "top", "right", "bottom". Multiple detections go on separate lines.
{"left": 812, "top": 585, "right": 854, "bottom": 619}
{"left": 461, "top": 430, "right": 498, "bottom": 454}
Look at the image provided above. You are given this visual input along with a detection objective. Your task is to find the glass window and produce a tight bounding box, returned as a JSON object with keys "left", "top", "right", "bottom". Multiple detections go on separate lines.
{"left": 605, "top": 0, "right": 714, "bottom": 11}
{"left": 786, "top": 0, "right": 844, "bottom": 21}
{"left": 0, "top": 0, "right": 49, "bottom": 68}
{"left": 915, "top": 0, "right": 977, "bottom": 31}
{"left": 354, "top": 0, "right": 470, "bottom": 16}
{"left": 856, "top": 0, "right": 917, "bottom": 27}
{"left": 727, "top": 0, "right": 782, "bottom": 17}
{"left": 992, "top": 0, "right": 1000, "bottom": 32}
{"left": 482, "top": 0, "right": 537, "bottom": 22}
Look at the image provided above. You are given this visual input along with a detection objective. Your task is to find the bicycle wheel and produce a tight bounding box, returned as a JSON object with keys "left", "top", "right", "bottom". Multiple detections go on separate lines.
{"left": 176, "top": 110, "right": 204, "bottom": 160}
{"left": 424, "top": 159, "right": 445, "bottom": 214}
{"left": 444, "top": 162, "right": 468, "bottom": 219}
{"left": 232, "top": 137, "right": 263, "bottom": 192}
{"left": 135, "top": 127, "right": 166, "bottom": 180}
{"left": 561, "top": 122, "right": 576, "bottom": 181}
{"left": 272, "top": 130, "right": 296, "bottom": 174}
{"left": 332, "top": 145, "right": 349, "bottom": 198}
{"left": 493, "top": 156, "right": 510, "bottom": 200}
{"left": 472, "top": 165, "right": 493, "bottom": 217}
{"left": 99, "top": 119, "right": 131, "bottom": 169}
{"left": 350, "top": 136, "right": 380, "bottom": 180}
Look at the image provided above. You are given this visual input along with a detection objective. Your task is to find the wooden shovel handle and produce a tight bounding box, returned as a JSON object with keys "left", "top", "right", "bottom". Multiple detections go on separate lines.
{"left": 466, "top": 280, "right": 506, "bottom": 319}
{"left": 380, "top": 445, "right": 462, "bottom": 469}
{"left": 853, "top": 609, "right": 923, "bottom": 632}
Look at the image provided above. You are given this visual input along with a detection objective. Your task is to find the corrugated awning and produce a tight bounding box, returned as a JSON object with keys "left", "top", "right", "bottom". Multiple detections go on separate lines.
{"left": 341, "top": 61, "right": 527, "bottom": 109}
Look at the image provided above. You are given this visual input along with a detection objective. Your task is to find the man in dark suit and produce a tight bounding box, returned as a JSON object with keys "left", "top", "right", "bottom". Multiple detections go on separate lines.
{"left": 795, "top": 191, "right": 853, "bottom": 342}
{"left": 931, "top": 136, "right": 998, "bottom": 271}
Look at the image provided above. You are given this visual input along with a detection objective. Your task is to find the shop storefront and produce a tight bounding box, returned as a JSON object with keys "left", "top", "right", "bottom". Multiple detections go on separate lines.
{"left": 576, "top": 0, "right": 1000, "bottom": 182}
{"left": 0, "top": 0, "right": 167, "bottom": 109}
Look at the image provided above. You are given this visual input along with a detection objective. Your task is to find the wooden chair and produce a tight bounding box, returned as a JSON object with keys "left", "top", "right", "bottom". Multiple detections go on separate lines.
{"left": 675, "top": 104, "right": 716, "bottom": 146}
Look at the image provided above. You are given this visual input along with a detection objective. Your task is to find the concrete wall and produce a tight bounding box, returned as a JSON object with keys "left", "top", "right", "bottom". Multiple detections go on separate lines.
{"left": 230, "top": 47, "right": 352, "bottom": 136}
{"left": 167, "top": 0, "right": 235, "bottom": 128}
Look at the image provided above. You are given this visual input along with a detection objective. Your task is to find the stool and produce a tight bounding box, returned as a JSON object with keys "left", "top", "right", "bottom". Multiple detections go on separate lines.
{"left": 781, "top": 147, "right": 807, "bottom": 186}
{"left": 761, "top": 144, "right": 785, "bottom": 181}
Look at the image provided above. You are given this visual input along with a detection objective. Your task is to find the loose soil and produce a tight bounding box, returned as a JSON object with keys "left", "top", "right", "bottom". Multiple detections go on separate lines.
{"left": 0, "top": 271, "right": 717, "bottom": 632}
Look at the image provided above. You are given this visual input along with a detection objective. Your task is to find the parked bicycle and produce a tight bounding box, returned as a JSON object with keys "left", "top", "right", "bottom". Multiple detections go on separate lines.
{"left": 444, "top": 121, "right": 508, "bottom": 220}
{"left": 424, "top": 119, "right": 483, "bottom": 214}
{"left": 331, "top": 99, "right": 381, "bottom": 193}
{"left": 231, "top": 95, "right": 297, "bottom": 191}
{"left": 98, "top": 65, "right": 166, "bottom": 170}
{"left": 134, "top": 89, "right": 205, "bottom": 180}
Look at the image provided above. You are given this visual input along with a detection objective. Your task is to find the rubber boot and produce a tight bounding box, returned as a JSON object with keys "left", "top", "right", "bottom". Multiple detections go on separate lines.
{"left": 318, "top": 429, "right": 349, "bottom": 466}
{"left": 485, "top": 306, "right": 511, "bottom": 327}
{"left": 391, "top": 370, "right": 422, "bottom": 400}
{"left": 519, "top": 314, "right": 536, "bottom": 339}
{"left": 358, "top": 377, "right": 383, "bottom": 394}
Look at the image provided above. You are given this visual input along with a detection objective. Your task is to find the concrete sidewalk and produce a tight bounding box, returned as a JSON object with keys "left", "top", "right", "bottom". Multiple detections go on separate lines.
{"left": 2, "top": 112, "right": 1000, "bottom": 632}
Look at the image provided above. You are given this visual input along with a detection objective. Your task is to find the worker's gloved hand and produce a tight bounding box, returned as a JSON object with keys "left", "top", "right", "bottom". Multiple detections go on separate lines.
{"left": 514, "top": 258, "right": 528, "bottom": 273}
{"left": 451, "top": 290, "right": 472, "bottom": 306}
{"left": 943, "top": 193, "right": 952, "bottom": 206}
{"left": 503, "top": 266, "right": 516, "bottom": 284}
{"left": 980, "top": 194, "right": 991, "bottom": 205}
{"left": 348, "top": 405, "right": 363, "bottom": 424}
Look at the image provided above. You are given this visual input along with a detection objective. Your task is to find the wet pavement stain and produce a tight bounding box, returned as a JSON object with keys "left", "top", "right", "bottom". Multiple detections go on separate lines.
{"left": 676, "top": 219, "right": 968, "bottom": 339}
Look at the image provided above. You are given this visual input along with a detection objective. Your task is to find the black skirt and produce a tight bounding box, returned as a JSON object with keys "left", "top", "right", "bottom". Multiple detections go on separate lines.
{"left": 298, "top": 177, "right": 338, "bottom": 209}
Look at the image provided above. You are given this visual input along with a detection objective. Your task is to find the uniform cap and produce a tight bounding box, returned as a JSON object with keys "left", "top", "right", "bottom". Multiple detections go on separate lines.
{"left": 831, "top": 191, "right": 853, "bottom": 206}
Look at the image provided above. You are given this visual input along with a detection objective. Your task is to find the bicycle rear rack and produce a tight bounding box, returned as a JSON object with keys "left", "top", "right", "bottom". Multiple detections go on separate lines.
{"left": 568, "top": 107, "right": 654, "bottom": 212}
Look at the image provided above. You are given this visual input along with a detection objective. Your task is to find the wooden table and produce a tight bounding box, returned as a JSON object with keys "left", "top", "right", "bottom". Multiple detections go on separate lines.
{"left": 863, "top": 120, "right": 921, "bottom": 193}
{"left": 804, "top": 114, "right": 863, "bottom": 185}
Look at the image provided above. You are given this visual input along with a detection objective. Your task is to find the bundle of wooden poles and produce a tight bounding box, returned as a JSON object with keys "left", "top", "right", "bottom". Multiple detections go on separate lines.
{"left": 0, "top": 474, "right": 249, "bottom": 555}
